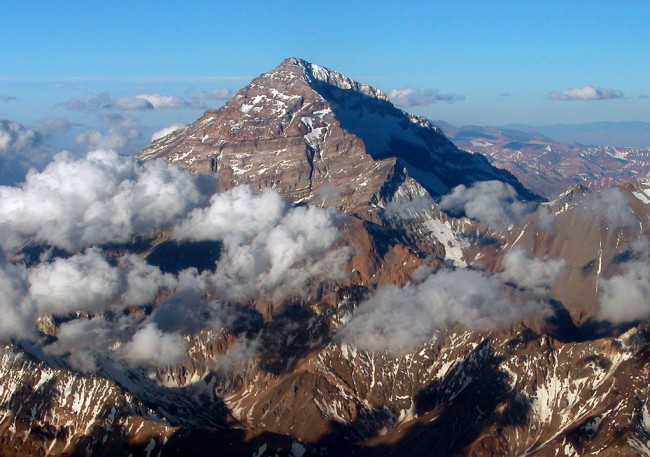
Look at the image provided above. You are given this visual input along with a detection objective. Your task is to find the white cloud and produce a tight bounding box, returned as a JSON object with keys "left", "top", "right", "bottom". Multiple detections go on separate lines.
{"left": 548, "top": 85, "right": 623, "bottom": 101}
{"left": 44, "top": 316, "right": 121, "bottom": 372}
{"left": 121, "top": 323, "right": 186, "bottom": 367}
{"left": 440, "top": 181, "right": 534, "bottom": 230}
{"left": 339, "top": 268, "right": 550, "bottom": 354}
{"left": 0, "top": 260, "right": 35, "bottom": 340}
{"left": 65, "top": 92, "right": 112, "bottom": 112}
{"left": 501, "top": 248, "right": 564, "bottom": 296}
{"left": 216, "top": 335, "right": 261, "bottom": 372}
{"left": 115, "top": 94, "right": 205, "bottom": 111}
{"left": 29, "top": 249, "right": 123, "bottom": 315}
{"left": 0, "top": 149, "right": 213, "bottom": 252}
{"left": 28, "top": 249, "right": 175, "bottom": 315}
{"left": 114, "top": 96, "right": 154, "bottom": 111}
{"left": 152, "top": 124, "right": 184, "bottom": 141}
{"left": 66, "top": 92, "right": 204, "bottom": 113}
{"left": 383, "top": 196, "right": 434, "bottom": 218}
{"left": 75, "top": 114, "right": 142, "bottom": 152}
{"left": 34, "top": 118, "right": 75, "bottom": 136}
{"left": 0, "top": 119, "right": 48, "bottom": 185}
{"left": 598, "top": 239, "right": 650, "bottom": 323}
{"left": 0, "top": 119, "right": 40, "bottom": 153}
{"left": 388, "top": 88, "right": 465, "bottom": 107}
{"left": 577, "top": 188, "right": 636, "bottom": 228}
{"left": 173, "top": 185, "right": 350, "bottom": 302}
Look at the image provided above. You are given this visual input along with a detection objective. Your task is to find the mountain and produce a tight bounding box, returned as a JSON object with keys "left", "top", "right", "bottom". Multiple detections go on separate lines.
{"left": 437, "top": 121, "right": 650, "bottom": 198}
{"left": 139, "top": 57, "right": 537, "bottom": 214}
{"left": 471, "top": 181, "right": 650, "bottom": 331}
{"left": 2, "top": 58, "right": 650, "bottom": 457}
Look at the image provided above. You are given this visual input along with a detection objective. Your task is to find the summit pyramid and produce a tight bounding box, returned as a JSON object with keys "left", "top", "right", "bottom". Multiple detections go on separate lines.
{"left": 138, "top": 57, "right": 536, "bottom": 217}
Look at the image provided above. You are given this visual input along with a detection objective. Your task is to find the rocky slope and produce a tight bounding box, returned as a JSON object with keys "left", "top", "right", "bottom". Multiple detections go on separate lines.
{"left": 139, "top": 57, "right": 535, "bottom": 215}
{"left": 474, "top": 181, "right": 650, "bottom": 328}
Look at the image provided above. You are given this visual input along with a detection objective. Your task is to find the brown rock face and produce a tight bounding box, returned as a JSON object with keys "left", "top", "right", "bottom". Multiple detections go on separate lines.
{"left": 138, "top": 57, "right": 535, "bottom": 218}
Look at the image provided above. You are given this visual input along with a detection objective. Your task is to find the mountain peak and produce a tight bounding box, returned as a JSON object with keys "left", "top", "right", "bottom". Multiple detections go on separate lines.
{"left": 276, "top": 57, "right": 390, "bottom": 102}
{"left": 138, "top": 59, "right": 535, "bottom": 215}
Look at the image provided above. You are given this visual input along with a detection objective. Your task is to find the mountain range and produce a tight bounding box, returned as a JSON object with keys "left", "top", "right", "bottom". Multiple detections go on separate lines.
{"left": 436, "top": 120, "right": 650, "bottom": 198}
{"left": 503, "top": 121, "right": 650, "bottom": 149}
{"left": 1, "top": 58, "right": 650, "bottom": 457}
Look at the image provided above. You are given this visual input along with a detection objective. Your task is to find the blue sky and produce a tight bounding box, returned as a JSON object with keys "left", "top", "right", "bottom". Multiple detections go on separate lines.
{"left": 1, "top": 0, "right": 649, "bottom": 151}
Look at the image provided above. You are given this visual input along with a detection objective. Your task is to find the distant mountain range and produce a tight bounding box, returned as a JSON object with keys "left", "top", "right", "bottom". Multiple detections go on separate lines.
{"left": 502, "top": 121, "right": 650, "bottom": 148}
{"left": 436, "top": 120, "right": 650, "bottom": 198}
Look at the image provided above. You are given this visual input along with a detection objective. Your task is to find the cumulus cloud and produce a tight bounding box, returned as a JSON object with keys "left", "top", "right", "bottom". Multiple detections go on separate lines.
{"left": 0, "top": 149, "right": 350, "bottom": 371}
{"left": 44, "top": 316, "right": 123, "bottom": 372}
{"left": 577, "top": 188, "right": 636, "bottom": 228}
{"left": 66, "top": 92, "right": 112, "bottom": 112}
{"left": 121, "top": 323, "right": 186, "bottom": 367}
{"left": 0, "top": 260, "right": 35, "bottom": 340}
{"left": 33, "top": 118, "right": 75, "bottom": 136}
{"left": 0, "top": 119, "right": 41, "bottom": 153}
{"left": 315, "top": 183, "right": 339, "bottom": 208}
{"left": 440, "top": 181, "right": 534, "bottom": 230}
{"left": 191, "top": 88, "right": 234, "bottom": 100}
{"left": 29, "top": 249, "right": 175, "bottom": 315}
{"left": 339, "top": 268, "right": 550, "bottom": 354}
{"left": 548, "top": 85, "right": 624, "bottom": 101}
{"left": 75, "top": 114, "right": 142, "bottom": 152}
{"left": 113, "top": 96, "right": 155, "bottom": 111}
{"left": 598, "top": 239, "right": 650, "bottom": 323}
{"left": 216, "top": 335, "right": 261, "bottom": 372}
{"left": 388, "top": 88, "right": 465, "bottom": 107}
{"left": 0, "top": 149, "right": 214, "bottom": 252}
{"left": 501, "top": 248, "right": 564, "bottom": 296}
{"left": 115, "top": 93, "right": 203, "bottom": 111}
{"left": 173, "top": 185, "right": 349, "bottom": 302}
{"left": 66, "top": 92, "right": 204, "bottom": 113}
{"left": 152, "top": 124, "right": 184, "bottom": 141}
{"left": 0, "top": 119, "right": 47, "bottom": 184}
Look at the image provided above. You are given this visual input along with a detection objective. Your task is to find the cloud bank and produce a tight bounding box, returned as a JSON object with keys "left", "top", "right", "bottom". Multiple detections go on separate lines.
{"left": 0, "top": 148, "right": 349, "bottom": 369}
